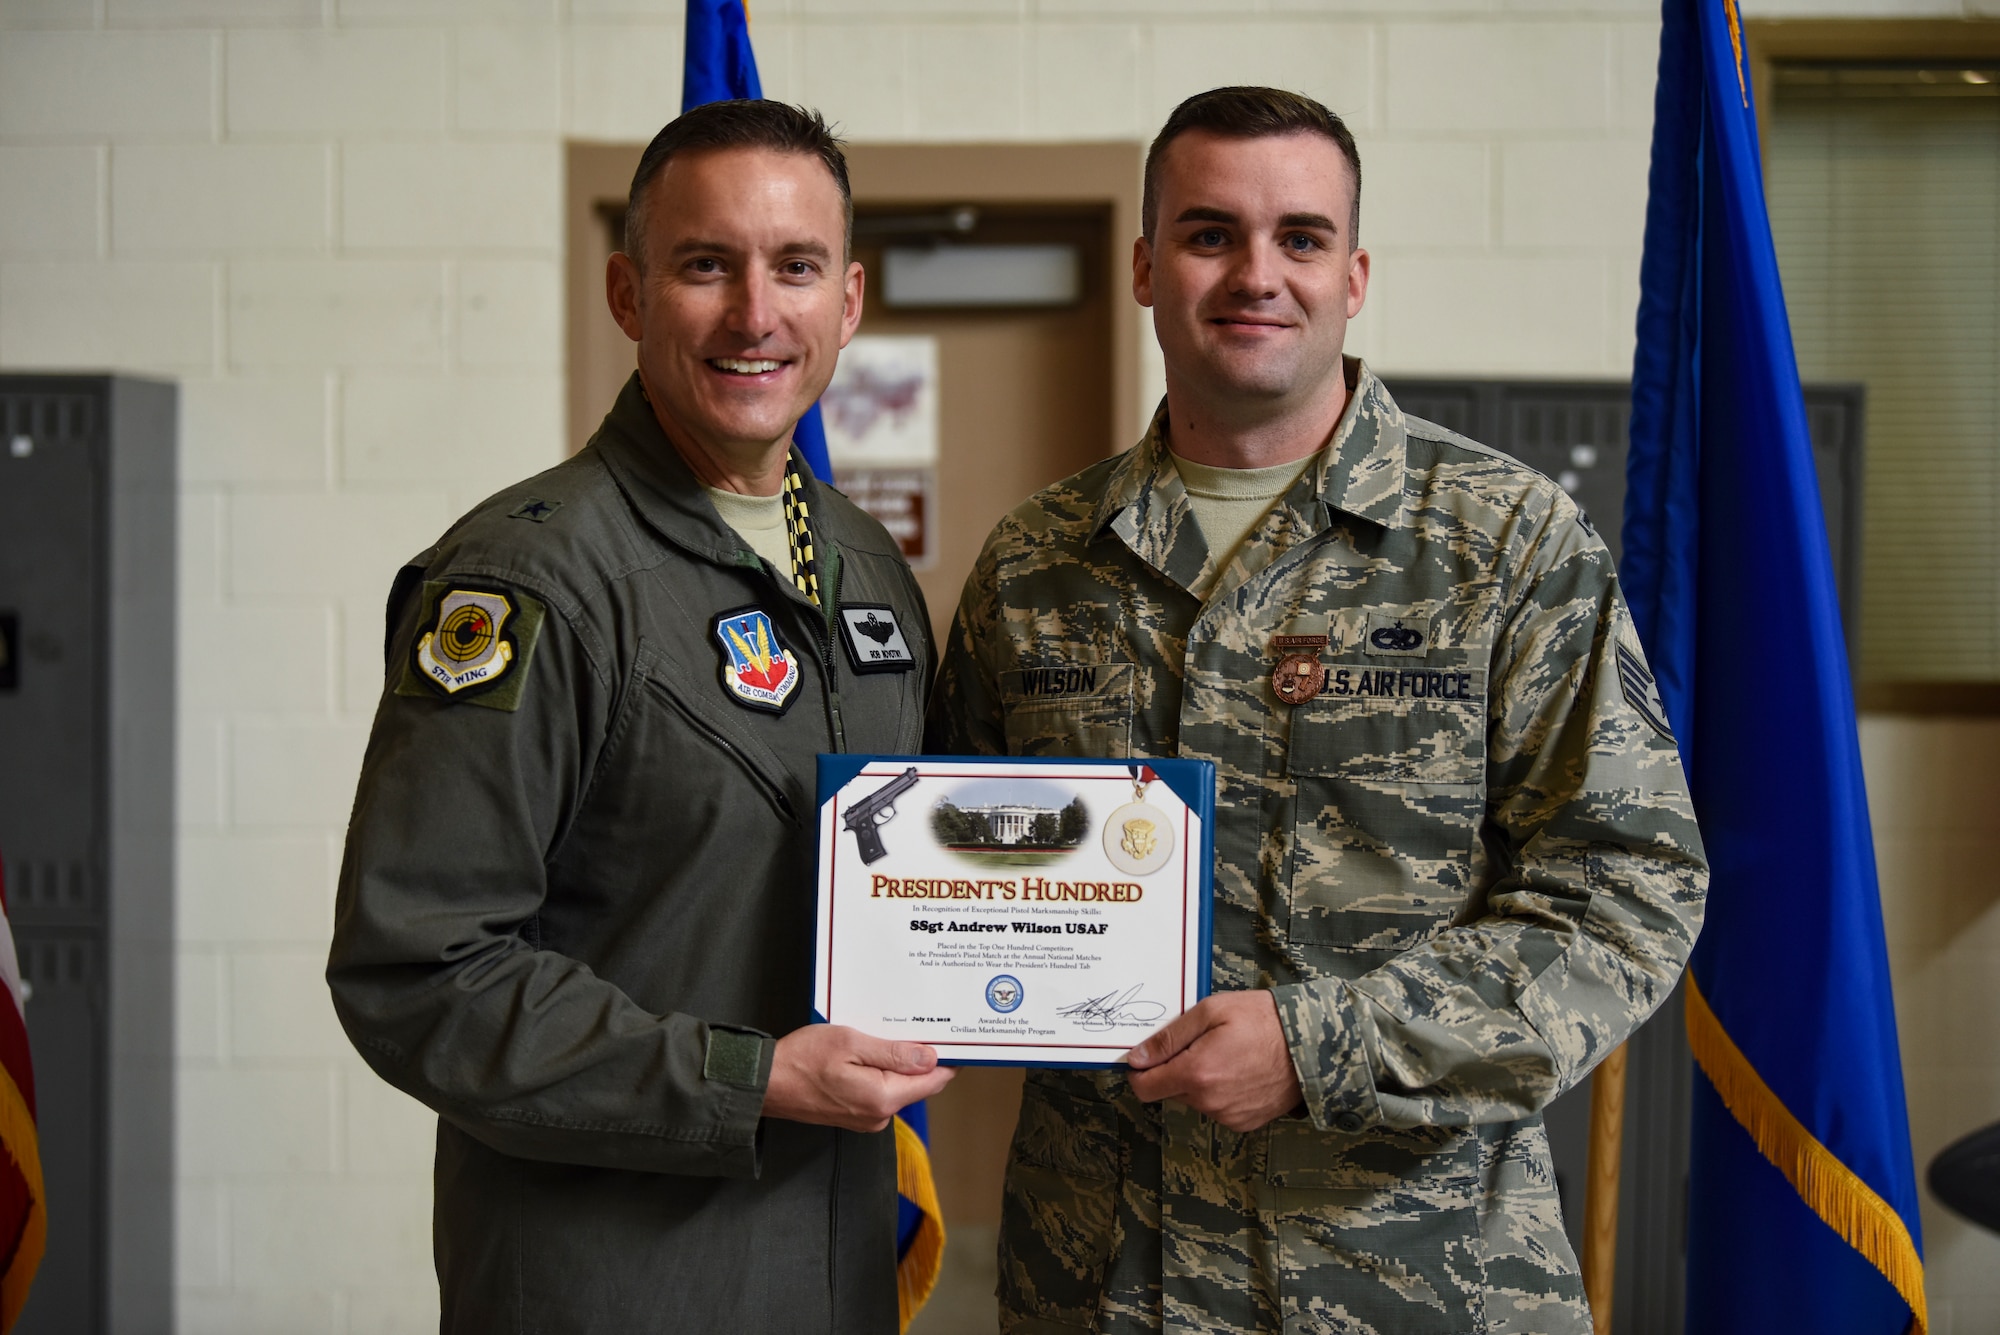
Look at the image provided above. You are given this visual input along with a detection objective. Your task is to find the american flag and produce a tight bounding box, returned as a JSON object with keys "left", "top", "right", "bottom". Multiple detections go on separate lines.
{"left": 0, "top": 859, "right": 42, "bottom": 1330}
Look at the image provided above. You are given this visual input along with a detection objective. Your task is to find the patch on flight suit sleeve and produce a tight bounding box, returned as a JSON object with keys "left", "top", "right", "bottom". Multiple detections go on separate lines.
{"left": 1616, "top": 635, "right": 1675, "bottom": 741}
{"left": 394, "top": 581, "right": 546, "bottom": 712}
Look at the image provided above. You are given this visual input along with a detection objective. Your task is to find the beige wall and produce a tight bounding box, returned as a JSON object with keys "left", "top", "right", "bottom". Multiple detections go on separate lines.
{"left": 1, "top": 0, "right": 1996, "bottom": 1330}
{"left": 1863, "top": 715, "right": 2000, "bottom": 1333}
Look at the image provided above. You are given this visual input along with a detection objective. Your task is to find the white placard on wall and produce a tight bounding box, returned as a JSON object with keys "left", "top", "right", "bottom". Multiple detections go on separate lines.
{"left": 821, "top": 335, "right": 939, "bottom": 468}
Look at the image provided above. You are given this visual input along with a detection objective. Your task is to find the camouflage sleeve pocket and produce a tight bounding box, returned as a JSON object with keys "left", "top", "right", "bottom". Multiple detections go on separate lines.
{"left": 999, "top": 663, "right": 1134, "bottom": 758}
{"left": 997, "top": 1084, "right": 1124, "bottom": 1328}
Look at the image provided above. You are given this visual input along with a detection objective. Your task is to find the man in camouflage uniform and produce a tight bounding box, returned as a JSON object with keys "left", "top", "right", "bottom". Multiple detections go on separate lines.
{"left": 926, "top": 87, "right": 1708, "bottom": 1334}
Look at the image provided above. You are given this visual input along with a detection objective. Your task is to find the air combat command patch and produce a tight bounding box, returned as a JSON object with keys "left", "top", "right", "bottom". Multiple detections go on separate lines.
{"left": 714, "top": 607, "right": 801, "bottom": 714}
{"left": 395, "top": 582, "right": 545, "bottom": 712}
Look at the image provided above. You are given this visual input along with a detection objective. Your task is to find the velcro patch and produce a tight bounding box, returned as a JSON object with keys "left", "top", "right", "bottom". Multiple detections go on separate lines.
{"left": 703, "top": 1028, "right": 765, "bottom": 1089}
{"left": 395, "top": 582, "right": 546, "bottom": 712}
{"left": 837, "top": 604, "right": 915, "bottom": 674}
{"left": 714, "top": 607, "right": 801, "bottom": 714}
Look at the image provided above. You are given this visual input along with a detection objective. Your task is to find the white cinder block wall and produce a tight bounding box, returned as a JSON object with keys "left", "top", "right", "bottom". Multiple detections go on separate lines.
{"left": 0, "top": 1, "right": 1992, "bottom": 1331}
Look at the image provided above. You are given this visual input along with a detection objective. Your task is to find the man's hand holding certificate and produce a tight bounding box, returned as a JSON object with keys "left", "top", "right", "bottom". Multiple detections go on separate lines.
{"left": 813, "top": 756, "right": 1215, "bottom": 1067}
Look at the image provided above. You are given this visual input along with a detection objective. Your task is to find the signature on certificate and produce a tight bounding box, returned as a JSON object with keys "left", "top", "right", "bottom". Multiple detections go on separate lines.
{"left": 1056, "top": 985, "right": 1168, "bottom": 1031}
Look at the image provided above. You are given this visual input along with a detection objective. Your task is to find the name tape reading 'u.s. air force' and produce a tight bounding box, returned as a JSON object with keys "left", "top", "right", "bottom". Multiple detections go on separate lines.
{"left": 1323, "top": 664, "right": 1483, "bottom": 702}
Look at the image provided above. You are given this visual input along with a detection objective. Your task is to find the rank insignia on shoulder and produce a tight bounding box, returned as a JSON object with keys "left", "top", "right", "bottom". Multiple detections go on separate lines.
{"left": 402, "top": 585, "right": 546, "bottom": 712}
{"left": 509, "top": 498, "right": 562, "bottom": 523}
{"left": 1271, "top": 633, "right": 1328, "bottom": 706}
{"left": 837, "top": 604, "right": 915, "bottom": 674}
{"left": 715, "top": 608, "right": 801, "bottom": 714}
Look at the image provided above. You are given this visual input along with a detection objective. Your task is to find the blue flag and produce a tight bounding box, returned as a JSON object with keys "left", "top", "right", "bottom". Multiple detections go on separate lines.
{"left": 680, "top": 0, "right": 759, "bottom": 109}
{"left": 681, "top": 0, "right": 836, "bottom": 483}
{"left": 1624, "top": 2, "right": 1926, "bottom": 1331}
{"left": 681, "top": 7, "right": 924, "bottom": 1316}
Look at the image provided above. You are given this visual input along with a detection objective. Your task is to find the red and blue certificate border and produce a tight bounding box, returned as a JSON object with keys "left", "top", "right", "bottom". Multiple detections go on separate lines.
{"left": 812, "top": 753, "right": 1217, "bottom": 1069}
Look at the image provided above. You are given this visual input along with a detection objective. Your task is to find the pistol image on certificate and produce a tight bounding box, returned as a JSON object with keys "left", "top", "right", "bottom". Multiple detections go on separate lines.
{"left": 843, "top": 766, "right": 919, "bottom": 865}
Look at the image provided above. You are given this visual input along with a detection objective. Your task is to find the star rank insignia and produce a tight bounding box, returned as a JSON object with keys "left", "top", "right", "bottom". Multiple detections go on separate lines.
{"left": 509, "top": 498, "right": 562, "bottom": 523}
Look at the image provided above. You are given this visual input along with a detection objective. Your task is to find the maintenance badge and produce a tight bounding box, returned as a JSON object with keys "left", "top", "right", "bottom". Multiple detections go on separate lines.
{"left": 715, "top": 607, "right": 801, "bottom": 714}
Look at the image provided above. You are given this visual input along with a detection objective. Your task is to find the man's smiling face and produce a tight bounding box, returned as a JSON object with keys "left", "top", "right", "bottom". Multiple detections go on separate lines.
{"left": 609, "top": 145, "right": 861, "bottom": 473}
{"left": 1135, "top": 129, "right": 1367, "bottom": 416}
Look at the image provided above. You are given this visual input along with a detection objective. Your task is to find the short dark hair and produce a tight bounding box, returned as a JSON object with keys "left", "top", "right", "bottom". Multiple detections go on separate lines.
{"left": 623, "top": 99, "right": 853, "bottom": 266}
{"left": 1142, "top": 86, "right": 1362, "bottom": 245}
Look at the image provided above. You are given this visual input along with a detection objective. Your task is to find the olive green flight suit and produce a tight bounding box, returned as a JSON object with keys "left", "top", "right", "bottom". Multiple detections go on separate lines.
{"left": 328, "top": 375, "right": 931, "bottom": 1334}
{"left": 926, "top": 362, "right": 1708, "bottom": 1335}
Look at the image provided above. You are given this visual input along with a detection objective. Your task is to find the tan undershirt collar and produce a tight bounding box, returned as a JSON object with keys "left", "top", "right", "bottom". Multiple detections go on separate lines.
{"left": 704, "top": 486, "right": 791, "bottom": 575}
{"left": 1169, "top": 449, "right": 1324, "bottom": 597}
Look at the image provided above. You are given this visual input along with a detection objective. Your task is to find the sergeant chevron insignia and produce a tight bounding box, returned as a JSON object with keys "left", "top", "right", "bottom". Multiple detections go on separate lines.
{"left": 714, "top": 607, "right": 801, "bottom": 714}
{"left": 1617, "top": 638, "right": 1675, "bottom": 740}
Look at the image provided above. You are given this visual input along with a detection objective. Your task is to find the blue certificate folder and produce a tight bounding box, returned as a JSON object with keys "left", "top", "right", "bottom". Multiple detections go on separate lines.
{"left": 813, "top": 754, "right": 1216, "bottom": 1069}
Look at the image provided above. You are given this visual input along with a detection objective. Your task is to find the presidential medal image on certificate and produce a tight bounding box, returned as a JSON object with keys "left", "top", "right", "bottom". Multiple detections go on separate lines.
{"left": 813, "top": 755, "right": 1215, "bottom": 1067}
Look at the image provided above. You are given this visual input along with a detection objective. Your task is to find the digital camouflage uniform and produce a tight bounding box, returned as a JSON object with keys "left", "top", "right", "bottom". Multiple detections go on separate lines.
{"left": 925, "top": 361, "right": 1708, "bottom": 1335}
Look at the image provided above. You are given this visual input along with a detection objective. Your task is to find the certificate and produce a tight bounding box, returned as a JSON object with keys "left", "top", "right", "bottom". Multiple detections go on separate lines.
{"left": 813, "top": 755, "right": 1215, "bottom": 1067}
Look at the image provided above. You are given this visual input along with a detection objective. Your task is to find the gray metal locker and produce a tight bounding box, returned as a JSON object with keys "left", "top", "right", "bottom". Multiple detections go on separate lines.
{"left": 0, "top": 375, "right": 176, "bottom": 1334}
{"left": 1380, "top": 376, "right": 1865, "bottom": 1335}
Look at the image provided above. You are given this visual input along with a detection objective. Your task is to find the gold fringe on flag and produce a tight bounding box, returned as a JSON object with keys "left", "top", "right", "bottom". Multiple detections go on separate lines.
{"left": 893, "top": 1113, "right": 946, "bottom": 1333}
{"left": 0, "top": 1060, "right": 44, "bottom": 1332}
{"left": 1685, "top": 975, "right": 1927, "bottom": 1332}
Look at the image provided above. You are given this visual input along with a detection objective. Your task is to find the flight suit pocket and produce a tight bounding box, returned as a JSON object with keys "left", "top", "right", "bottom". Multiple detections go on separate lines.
{"left": 998, "top": 1085, "right": 1125, "bottom": 1329}
{"left": 1000, "top": 663, "right": 1135, "bottom": 758}
{"left": 1265, "top": 1118, "right": 1487, "bottom": 1334}
{"left": 1284, "top": 663, "right": 1486, "bottom": 953}
{"left": 633, "top": 660, "right": 798, "bottom": 824}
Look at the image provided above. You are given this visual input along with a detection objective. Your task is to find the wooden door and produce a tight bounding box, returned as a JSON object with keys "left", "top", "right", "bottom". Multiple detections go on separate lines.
{"left": 568, "top": 142, "right": 1143, "bottom": 1334}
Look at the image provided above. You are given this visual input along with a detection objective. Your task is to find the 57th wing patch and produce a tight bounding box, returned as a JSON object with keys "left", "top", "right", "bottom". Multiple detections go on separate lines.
{"left": 395, "top": 582, "right": 545, "bottom": 712}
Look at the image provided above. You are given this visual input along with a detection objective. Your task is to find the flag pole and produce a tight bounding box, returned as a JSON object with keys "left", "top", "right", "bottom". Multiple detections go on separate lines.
{"left": 1582, "top": 1041, "right": 1629, "bottom": 1335}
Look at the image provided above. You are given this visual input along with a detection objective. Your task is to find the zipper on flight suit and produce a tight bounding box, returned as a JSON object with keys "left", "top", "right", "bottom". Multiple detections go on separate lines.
{"left": 818, "top": 546, "right": 847, "bottom": 753}
{"left": 730, "top": 536, "right": 848, "bottom": 751}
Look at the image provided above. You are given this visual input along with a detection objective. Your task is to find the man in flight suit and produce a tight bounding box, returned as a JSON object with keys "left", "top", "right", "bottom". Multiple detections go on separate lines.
{"left": 927, "top": 87, "right": 1709, "bottom": 1334}
{"left": 327, "top": 100, "right": 952, "bottom": 1334}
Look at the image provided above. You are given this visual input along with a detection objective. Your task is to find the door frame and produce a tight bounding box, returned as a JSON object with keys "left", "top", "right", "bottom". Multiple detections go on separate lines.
{"left": 564, "top": 140, "right": 1147, "bottom": 459}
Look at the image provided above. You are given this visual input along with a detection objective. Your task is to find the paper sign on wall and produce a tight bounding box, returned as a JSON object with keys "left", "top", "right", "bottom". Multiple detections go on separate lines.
{"left": 823, "top": 335, "right": 940, "bottom": 568}
{"left": 822, "top": 336, "right": 939, "bottom": 467}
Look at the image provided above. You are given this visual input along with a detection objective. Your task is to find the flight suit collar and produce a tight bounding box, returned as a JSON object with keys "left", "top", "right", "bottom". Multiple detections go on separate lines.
{"left": 1092, "top": 357, "right": 1411, "bottom": 584}
{"left": 592, "top": 372, "right": 837, "bottom": 587}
